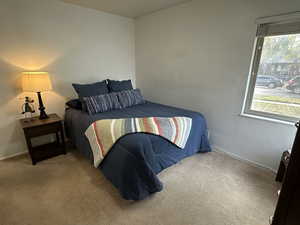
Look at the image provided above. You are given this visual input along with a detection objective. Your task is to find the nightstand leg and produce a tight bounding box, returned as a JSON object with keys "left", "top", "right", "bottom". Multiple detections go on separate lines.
{"left": 56, "top": 132, "right": 60, "bottom": 144}
{"left": 24, "top": 134, "right": 36, "bottom": 165}
{"left": 60, "top": 125, "right": 66, "bottom": 154}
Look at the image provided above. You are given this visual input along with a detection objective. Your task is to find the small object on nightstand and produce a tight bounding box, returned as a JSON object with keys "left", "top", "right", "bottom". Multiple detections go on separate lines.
{"left": 20, "top": 114, "right": 66, "bottom": 165}
{"left": 21, "top": 96, "right": 35, "bottom": 120}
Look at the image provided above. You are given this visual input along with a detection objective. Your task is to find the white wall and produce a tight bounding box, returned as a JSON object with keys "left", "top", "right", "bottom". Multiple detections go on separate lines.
{"left": 0, "top": 0, "right": 135, "bottom": 159}
{"left": 1, "top": 0, "right": 299, "bottom": 171}
{"left": 135, "top": 0, "right": 300, "bottom": 170}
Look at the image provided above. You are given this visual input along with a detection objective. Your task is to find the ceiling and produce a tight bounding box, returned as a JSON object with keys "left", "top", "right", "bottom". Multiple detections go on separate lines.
{"left": 61, "top": 0, "right": 191, "bottom": 18}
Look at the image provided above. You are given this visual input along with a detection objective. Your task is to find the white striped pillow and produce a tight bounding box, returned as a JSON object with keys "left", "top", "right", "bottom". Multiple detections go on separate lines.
{"left": 83, "top": 92, "right": 121, "bottom": 114}
{"left": 117, "top": 89, "right": 145, "bottom": 108}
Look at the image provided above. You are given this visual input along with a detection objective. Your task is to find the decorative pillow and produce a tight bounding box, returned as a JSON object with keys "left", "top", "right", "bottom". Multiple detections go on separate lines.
{"left": 72, "top": 81, "right": 109, "bottom": 98}
{"left": 66, "top": 99, "right": 82, "bottom": 110}
{"left": 107, "top": 79, "right": 133, "bottom": 93}
{"left": 83, "top": 92, "right": 121, "bottom": 115}
{"left": 117, "top": 89, "right": 145, "bottom": 108}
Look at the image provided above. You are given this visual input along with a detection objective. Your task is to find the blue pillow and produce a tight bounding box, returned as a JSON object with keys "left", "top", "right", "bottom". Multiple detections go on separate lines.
{"left": 107, "top": 79, "right": 133, "bottom": 93}
{"left": 72, "top": 81, "right": 108, "bottom": 98}
{"left": 117, "top": 89, "right": 145, "bottom": 108}
{"left": 66, "top": 99, "right": 82, "bottom": 110}
{"left": 83, "top": 92, "right": 121, "bottom": 115}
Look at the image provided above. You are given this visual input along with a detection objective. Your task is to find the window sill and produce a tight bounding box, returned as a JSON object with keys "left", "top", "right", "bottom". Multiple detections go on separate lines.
{"left": 240, "top": 112, "right": 295, "bottom": 126}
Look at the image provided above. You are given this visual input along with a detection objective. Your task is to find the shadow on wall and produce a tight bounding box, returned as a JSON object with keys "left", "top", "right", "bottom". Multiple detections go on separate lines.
{"left": 0, "top": 49, "right": 69, "bottom": 109}
{"left": 0, "top": 49, "right": 62, "bottom": 99}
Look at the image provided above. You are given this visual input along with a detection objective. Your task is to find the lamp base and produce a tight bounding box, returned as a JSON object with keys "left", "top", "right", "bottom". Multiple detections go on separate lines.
{"left": 39, "top": 110, "right": 49, "bottom": 120}
{"left": 37, "top": 92, "right": 49, "bottom": 120}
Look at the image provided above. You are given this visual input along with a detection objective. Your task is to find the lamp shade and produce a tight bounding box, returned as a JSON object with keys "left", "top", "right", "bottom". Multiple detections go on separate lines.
{"left": 22, "top": 72, "right": 52, "bottom": 92}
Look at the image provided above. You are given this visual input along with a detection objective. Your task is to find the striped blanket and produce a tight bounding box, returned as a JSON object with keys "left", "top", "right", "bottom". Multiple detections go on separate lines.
{"left": 85, "top": 117, "right": 192, "bottom": 167}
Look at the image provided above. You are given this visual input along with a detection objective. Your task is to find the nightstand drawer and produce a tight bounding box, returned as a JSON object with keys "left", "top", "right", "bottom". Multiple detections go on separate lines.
{"left": 24, "top": 122, "right": 61, "bottom": 138}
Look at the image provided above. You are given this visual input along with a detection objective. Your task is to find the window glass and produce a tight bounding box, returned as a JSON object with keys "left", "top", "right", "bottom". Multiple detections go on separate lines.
{"left": 246, "top": 33, "right": 300, "bottom": 121}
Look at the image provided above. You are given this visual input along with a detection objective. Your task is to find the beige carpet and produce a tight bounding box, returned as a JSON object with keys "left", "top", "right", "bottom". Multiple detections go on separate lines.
{"left": 0, "top": 150, "right": 279, "bottom": 225}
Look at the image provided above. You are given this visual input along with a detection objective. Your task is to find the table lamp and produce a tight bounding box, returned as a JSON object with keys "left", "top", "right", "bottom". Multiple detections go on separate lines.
{"left": 22, "top": 72, "right": 52, "bottom": 120}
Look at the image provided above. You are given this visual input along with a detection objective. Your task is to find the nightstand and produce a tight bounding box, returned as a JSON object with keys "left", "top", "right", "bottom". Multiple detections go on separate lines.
{"left": 20, "top": 114, "right": 66, "bottom": 165}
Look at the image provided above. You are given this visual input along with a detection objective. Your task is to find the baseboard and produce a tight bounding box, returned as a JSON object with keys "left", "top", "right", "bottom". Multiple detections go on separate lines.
{"left": 212, "top": 145, "right": 277, "bottom": 174}
{"left": 0, "top": 145, "right": 276, "bottom": 173}
{"left": 0, "top": 151, "right": 28, "bottom": 161}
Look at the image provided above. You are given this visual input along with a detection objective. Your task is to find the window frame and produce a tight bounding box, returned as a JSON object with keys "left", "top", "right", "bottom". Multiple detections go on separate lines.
{"left": 242, "top": 20, "right": 300, "bottom": 124}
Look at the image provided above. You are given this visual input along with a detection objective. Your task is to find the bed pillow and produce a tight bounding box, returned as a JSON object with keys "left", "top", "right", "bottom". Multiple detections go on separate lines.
{"left": 72, "top": 81, "right": 109, "bottom": 98}
{"left": 107, "top": 79, "right": 133, "bottom": 93}
{"left": 83, "top": 92, "right": 121, "bottom": 115}
{"left": 66, "top": 99, "right": 82, "bottom": 110}
{"left": 117, "top": 89, "right": 145, "bottom": 108}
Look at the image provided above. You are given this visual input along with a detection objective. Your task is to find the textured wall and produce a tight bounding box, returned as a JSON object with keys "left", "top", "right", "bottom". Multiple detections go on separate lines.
{"left": 0, "top": 0, "right": 135, "bottom": 159}
{"left": 135, "top": 0, "right": 300, "bottom": 170}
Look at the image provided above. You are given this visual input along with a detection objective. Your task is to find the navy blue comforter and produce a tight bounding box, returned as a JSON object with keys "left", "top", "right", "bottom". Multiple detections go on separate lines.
{"left": 65, "top": 101, "right": 211, "bottom": 200}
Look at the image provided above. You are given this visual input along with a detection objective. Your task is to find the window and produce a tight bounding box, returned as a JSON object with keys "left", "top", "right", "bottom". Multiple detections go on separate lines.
{"left": 243, "top": 15, "right": 300, "bottom": 123}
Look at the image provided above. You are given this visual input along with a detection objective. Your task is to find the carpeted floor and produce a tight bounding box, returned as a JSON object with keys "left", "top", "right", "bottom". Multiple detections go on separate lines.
{"left": 0, "top": 150, "right": 279, "bottom": 225}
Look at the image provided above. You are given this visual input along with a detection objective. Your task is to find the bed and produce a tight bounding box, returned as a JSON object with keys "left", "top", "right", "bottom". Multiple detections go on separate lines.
{"left": 65, "top": 101, "right": 211, "bottom": 200}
